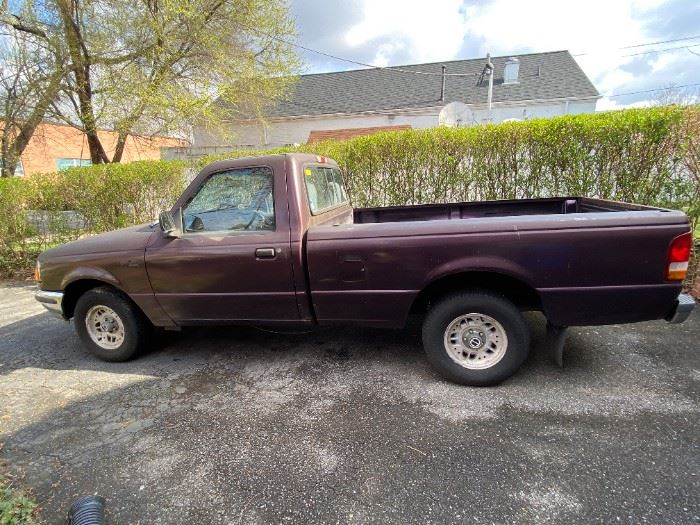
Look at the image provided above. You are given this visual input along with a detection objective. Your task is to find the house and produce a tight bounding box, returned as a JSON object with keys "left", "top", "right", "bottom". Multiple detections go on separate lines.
{"left": 3, "top": 121, "right": 186, "bottom": 176}
{"left": 192, "top": 50, "right": 599, "bottom": 151}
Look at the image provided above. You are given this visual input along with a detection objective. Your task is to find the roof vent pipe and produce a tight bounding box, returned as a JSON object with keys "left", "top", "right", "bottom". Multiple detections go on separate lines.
{"left": 486, "top": 53, "right": 494, "bottom": 112}
{"left": 440, "top": 65, "right": 446, "bottom": 101}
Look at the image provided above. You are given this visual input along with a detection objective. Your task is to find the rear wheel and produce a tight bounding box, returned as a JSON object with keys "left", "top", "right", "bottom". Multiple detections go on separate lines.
{"left": 422, "top": 291, "right": 530, "bottom": 386}
{"left": 74, "top": 287, "right": 151, "bottom": 361}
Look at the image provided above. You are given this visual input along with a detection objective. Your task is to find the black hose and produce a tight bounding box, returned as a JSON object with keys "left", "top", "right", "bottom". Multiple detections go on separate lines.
{"left": 67, "top": 496, "right": 106, "bottom": 525}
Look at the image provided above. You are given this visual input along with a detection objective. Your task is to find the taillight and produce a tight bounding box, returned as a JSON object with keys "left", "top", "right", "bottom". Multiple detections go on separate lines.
{"left": 33, "top": 260, "right": 41, "bottom": 282}
{"left": 666, "top": 232, "right": 692, "bottom": 281}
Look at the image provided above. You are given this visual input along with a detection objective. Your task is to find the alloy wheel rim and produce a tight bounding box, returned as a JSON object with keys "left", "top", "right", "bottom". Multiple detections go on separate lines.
{"left": 443, "top": 313, "right": 508, "bottom": 370}
{"left": 85, "top": 305, "right": 125, "bottom": 350}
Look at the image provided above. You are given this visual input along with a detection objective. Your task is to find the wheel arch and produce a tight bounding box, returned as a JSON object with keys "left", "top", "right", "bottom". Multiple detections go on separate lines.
{"left": 410, "top": 270, "right": 542, "bottom": 315}
{"left": 62, "top": 278, "right": 132, "bottom": 319}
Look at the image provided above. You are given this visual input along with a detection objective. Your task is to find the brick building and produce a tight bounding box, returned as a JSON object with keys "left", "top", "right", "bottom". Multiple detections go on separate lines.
{"left": 4, "top": 121, "right": 186, "bottom": 176}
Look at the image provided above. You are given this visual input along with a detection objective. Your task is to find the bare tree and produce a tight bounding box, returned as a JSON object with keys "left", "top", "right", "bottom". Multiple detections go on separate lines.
{"left": 1, "top": 0, "right": 299, "bottom": 165}
{"left": 0, "top": 9, "right": 64, "bottom": 177}
{"left": 651, "top": 84, "right": 700, "bottom": 107}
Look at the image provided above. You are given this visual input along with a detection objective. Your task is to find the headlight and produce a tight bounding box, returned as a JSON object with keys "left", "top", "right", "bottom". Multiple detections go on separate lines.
{"left": 34, "top": 260, "right": 41, "bottom": 282}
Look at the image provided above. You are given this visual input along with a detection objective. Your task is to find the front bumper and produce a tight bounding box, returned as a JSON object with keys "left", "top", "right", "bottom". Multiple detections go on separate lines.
{"left": 35, "top": 290, "right": 65, "bottom": 319}
{"left": 666, "top": 293, "right": 695, "bottom": 324}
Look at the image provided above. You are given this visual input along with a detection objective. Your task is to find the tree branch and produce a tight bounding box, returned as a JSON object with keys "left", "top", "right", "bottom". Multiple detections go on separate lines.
{"left": 95, "top": 47, "right": 155, "bottom": 66}
{"left": 0, "top": 12, "right": 47, "bottom": 38}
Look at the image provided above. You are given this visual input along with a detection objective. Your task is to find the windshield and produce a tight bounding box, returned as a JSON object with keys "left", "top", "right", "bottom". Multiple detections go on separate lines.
{"left": 182, "top": 167, "right": 275, "bottom": 232}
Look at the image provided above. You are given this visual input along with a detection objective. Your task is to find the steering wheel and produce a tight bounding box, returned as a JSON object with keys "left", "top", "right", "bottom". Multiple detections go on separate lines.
{"left": 244, "top": 210, "right": 266, "bottom": 230}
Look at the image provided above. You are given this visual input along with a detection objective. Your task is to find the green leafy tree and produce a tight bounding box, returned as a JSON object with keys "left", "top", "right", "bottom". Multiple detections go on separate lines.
{"left": 1, "top": 0, "right": 299, "bottom": 164}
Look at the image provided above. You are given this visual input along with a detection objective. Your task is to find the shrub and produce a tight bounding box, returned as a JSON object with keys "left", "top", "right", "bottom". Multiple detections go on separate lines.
{"left": 0, "top": 160, "right": 186, "bottom": 277}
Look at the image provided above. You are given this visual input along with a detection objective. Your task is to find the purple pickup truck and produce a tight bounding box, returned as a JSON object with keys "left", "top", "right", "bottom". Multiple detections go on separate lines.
{"left": 35, "top": 153, "right": 695, "bottom": 385}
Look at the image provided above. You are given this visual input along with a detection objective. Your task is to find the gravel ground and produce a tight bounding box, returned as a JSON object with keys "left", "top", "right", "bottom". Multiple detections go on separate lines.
{"left": 0, "top": 281, "right": 698, "bottom": 524}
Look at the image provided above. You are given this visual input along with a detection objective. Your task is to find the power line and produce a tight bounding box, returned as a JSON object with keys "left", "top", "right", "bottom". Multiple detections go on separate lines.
{"left": 606, "top": 82, "right": 700, "bottom": 98}
{"left": 257, "top": 27, "right": 700, "bottom": 77}
{"left": 621, "top": 43, "right": 700, "bottom": 58}
{"left": 575, "top": 42, "right": 700, "bottom": 60}
{"left": 572, "top": 34, "right": 700, "bottom": 56}
{"left": 252, "top": 28, "right": 478, "bottom": 77}
{"left": 619, "top": 33, "right": 700, "bottom": 49}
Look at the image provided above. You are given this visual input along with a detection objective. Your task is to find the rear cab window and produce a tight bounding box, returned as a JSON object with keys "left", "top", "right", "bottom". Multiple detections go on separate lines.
{"left": 304, "top": 166, "right": 349, "bottom": 215}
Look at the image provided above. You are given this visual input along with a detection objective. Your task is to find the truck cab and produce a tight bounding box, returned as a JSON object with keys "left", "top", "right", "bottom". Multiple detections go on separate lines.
{"left": 145, "top": 154, "right": 351, "bottom": 324}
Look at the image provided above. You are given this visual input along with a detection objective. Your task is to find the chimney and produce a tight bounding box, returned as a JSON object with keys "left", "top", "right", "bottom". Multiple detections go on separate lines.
{"left": 504, "top": 57, "right": 520, "bottom": 84}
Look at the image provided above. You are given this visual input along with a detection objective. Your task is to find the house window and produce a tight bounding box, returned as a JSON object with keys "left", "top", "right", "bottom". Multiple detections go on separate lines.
{"left": 0, "top": 158, "right": 25, "bottom": 176}
{"left": 57, "top": 158, "right": 92, "bottom": 171}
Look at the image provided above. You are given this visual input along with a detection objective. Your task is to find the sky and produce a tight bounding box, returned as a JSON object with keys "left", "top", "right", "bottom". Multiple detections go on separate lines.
{"left": 289, "top": 0, "right": 700, "bottom": 110}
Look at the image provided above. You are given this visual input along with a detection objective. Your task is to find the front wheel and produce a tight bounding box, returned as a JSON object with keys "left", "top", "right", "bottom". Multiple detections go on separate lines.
{"left": 74, "top": 287, "right": 151, "bottom": 361}
{"left": 422, "top": 291, "right": 530, "bottom": 386}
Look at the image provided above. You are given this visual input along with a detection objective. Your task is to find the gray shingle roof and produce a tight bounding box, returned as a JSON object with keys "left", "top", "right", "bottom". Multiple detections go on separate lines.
{"left": 251, "top": 51, "right": 598, "bottom": 119}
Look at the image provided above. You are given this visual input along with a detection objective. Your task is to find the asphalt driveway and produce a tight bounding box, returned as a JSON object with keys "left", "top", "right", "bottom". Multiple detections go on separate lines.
{"left": 1, "top": 282, "right": 698, "bottom": 524}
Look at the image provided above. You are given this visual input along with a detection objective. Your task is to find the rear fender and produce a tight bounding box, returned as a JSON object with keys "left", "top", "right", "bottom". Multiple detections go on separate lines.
{"left": 424, "top": 256, "right": 537, "bottom": 290}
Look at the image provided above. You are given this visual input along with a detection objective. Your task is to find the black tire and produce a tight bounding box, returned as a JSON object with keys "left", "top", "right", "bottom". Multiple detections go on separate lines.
{"left": 422, "top": 290, "right": 530, "bottom": 386}
{"left": 74, "top": 286, "right": 151, "bottom": 362}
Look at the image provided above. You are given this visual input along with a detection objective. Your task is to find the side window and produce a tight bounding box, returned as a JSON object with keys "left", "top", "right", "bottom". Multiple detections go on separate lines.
{"left": 304, "top": 166, "right": 349, "bottom": 214}
{"left": 182, "top": 167, "right": 275, "bottom": 233}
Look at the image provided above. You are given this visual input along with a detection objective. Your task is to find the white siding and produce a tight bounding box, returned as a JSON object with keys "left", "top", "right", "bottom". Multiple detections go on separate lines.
{"left": 471, "top": 99, "right": 597, "bottom": 124}
{"left": 193, "top": 99, "right": 598, "bottom": 149}
{"left": 194, "top": 111, "right": 439, "bottom": 149}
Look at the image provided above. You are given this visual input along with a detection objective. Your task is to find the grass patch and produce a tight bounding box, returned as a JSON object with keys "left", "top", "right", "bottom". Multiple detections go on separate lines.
{"left": 0, "top": 476, "right": 39, "bottom": 525}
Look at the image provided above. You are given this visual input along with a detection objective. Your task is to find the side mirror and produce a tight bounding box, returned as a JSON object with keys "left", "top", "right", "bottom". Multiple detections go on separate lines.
{"left": 158, "top": 210, "right": 181, "bottom": 238}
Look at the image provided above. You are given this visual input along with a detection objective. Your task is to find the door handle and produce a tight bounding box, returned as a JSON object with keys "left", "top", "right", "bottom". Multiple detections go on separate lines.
{"left": 255, "top": 247, "right": 277, "bottom": 259}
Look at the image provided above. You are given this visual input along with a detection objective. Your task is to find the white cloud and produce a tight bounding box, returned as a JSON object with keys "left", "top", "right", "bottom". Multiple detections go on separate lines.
{"left": 345, "top": 0, "right": 469, "bottom": 64}
{"left": 463, "top": 0, "right": 664, "bottom": 84}
{"left": 596, "top": 97, "right": 653, "bottom": 111}
{"left": 648, "top": 50, "right": 687, "bottom": 74}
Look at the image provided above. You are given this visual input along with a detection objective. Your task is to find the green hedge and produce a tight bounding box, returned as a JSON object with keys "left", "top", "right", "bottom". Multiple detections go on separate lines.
{"left": 1, "top": 106, "right": 699, "bottom": 288}
{"left": 0, "top": 160, "right": 186, "bottom": 276}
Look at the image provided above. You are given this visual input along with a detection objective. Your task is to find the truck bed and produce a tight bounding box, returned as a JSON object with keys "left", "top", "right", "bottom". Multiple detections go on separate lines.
{"left": 308, "top": 195, "right": 689, "bottom": 329}
{"left": 353, "top": 197, "right": 667, "bottom": 224}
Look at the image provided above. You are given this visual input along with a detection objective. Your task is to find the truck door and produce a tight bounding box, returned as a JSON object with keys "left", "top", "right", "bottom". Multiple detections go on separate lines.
{"left": 145, "top": 164, "right": 300, "bottom": 322}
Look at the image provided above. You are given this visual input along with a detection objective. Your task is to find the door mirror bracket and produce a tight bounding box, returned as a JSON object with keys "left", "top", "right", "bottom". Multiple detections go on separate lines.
{"left": 158, "top": 210, "right": 181, "bottom": 238}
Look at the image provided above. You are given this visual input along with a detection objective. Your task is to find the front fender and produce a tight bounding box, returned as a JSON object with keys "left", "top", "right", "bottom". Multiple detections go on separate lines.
{"left": 40, "top": 252, "right": 177, "bottom": 328}
{"left": 60, "top": 266, "right": 123, "bottom": 291}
